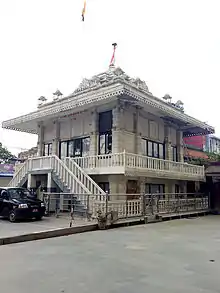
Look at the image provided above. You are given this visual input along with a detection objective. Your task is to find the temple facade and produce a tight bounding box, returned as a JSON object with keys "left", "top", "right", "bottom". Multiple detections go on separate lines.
{"left": 2, "top": 66, "right": 214, "bottom": 198}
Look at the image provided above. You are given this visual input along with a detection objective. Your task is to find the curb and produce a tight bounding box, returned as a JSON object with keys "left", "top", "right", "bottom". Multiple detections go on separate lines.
{"left": 0, "top": 224, "right": 98, "bottom": 246}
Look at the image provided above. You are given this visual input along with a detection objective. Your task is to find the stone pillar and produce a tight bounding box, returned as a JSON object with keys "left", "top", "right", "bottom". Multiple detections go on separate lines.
{"left": 176, "top": 130, "right": 184, "bottom": 162}
{"left": 112, "top": 104, "right": 122, "bottom": 153}
{"left": 37, "top": 123, "right": 44, "bottom": 156}
{"left": 27, "top": 173, "right": 35, "bottom": 189}
{"left": 52, "top": 120, "right": 60, "bottom": 156}
{"left": 47, "top": 172, "right": 52, "bottom": 193}
{"left": 164, "top": 124, "right": 172, "bottom": 160}
{"left": 90, "top": 109, "right": 98, "bottom": 155}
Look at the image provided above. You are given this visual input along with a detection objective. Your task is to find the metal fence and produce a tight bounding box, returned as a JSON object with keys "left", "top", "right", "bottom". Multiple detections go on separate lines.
{"left": 42, "top": 193, "right": 209, "bottom": 222}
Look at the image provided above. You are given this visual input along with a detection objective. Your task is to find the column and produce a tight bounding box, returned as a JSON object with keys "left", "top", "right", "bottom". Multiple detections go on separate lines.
{"left": 176, "top": 130, "right": 184, "bottom": 162}
{"left": 47, "top": 172, "right": 52, "bottom": 193}
{"left": 164, "top": 124, "right": 172, "bottom": 160}
{"left": 52, "top": 120, "right": 60, "bottom": 156}
{"left": 90, "top": 109, "right": 98, "bottom": 155}
{"left": 27, "top": 173, "right": 35, "bottom": 189}
{"left": 112, "top": 103, "right": 122, "bottom": 153}
{"left": 37, "top": 122, "right": 44, "bottom": 156}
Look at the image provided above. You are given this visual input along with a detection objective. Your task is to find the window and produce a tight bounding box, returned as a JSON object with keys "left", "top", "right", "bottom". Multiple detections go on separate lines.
{"left": 99, "top": 132, "right": 112, "bottom": 154}
{"left": 175, "top": 184, "right": 180, "bottom": 193}
{"left": 145, "top": 184, "right": 165, "bottom": 195}
{"left": 171, "top": 146, "right": 178, "bottom": 161}
{"left": 43, "top": 143, "right": 52, "bottom": 156}
{"left": 60, "top": 141, "right": 68, "bottom": 159}
{"left": 147, "top": 141, "right": 153, "bottom": 156}
{"left": 82, "top": 137, "right": 90, "bottom": 157}
{"left": 98, "top": 182, "right": 109, "bottom": 193}
{"left": 142, "top": 139, "right": 164, "bottom": 159}
{"left": 59, "top": 137, "right": 90, "bottom": 159}
{"left": 68, "top": 141, "right": 74, "bottom": 157}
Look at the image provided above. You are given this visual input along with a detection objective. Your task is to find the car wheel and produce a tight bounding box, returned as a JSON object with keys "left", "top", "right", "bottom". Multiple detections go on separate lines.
{"left": 35, "top": 216, "right": 42, "bottom": 221}
{"left": 9, "top": 211, "right": 16, "bottom": 223}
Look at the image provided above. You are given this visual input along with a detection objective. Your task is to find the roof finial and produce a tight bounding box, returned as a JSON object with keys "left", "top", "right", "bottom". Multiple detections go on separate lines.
{"left": 109, "top": 43, "right": 117, "bottom": 69}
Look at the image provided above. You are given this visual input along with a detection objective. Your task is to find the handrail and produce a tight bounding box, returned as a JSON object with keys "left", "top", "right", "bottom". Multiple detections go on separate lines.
{"left": 52, "top": 155, "right": 92, "bottom": 194}
{"left": 65, "top": 157, "right": 105, "bottom": 195}
{"left": 8, "top": 162, "right": 27, "bottom": 187}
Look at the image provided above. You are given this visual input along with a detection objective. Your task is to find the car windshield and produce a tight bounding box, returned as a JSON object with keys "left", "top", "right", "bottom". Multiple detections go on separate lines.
{"left": 8, "top": 189, "right": 31, "bottom": 200}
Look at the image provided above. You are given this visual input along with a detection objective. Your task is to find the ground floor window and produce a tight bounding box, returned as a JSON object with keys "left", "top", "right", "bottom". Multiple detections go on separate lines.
{"left": 145, "top": 184, "right": 165, "bottom": 197}
{"left": 175, "top": 184, "right": 180, "bottom": 193}
{"left": 43, "top": 143, "right": 52, "bottom": 156}
{"left": 98, "top": 182, "right": 109, "bottom": 193}
{"left": 59, "top": 137, "right": 90, "bottom": 159}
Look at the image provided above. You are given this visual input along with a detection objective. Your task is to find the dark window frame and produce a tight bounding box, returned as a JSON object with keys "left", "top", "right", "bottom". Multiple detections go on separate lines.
{"left": 43, "top": 143, "right": 52, "bottom": 156}
{"left": 142, "top": 139, "right": 165, "bottom": 159}
{"left": 98, "top": 131, "right": 112, "bottom": 155}
{"left": 171, "top": 146, "right": 178, "bottom": 162}
{"left": 59, "top": 137, "right": 90, "bottom": 159}
{"left": 145, "top": 183, "right": 165, "bottom": 197}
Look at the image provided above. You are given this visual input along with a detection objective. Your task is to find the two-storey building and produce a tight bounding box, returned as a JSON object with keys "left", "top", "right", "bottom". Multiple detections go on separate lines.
{"left": 2, "top": 66, "right": 214, "bottom": 200}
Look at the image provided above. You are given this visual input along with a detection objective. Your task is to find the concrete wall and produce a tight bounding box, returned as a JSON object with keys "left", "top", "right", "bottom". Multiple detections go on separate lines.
{"left": 0, "top": 177, "right": 12, "bottom": 187}
{"left": 40, "top": 99, "right": 183, "bottom": 161}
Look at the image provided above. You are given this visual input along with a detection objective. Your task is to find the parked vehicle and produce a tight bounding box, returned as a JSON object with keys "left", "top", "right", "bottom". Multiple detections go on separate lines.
{"left": 0, "top": 187, "right": 46, "bottom": 222}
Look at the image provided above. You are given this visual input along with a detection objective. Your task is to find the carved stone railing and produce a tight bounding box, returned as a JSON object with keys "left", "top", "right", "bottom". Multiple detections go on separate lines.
{"left": 73, "top": 152, "right": 205, "bottom": 180}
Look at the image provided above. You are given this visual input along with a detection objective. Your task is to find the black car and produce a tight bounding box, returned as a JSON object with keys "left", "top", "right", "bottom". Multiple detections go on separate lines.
{"left": 0, "top": 187, "right": 46, "bottom": 222}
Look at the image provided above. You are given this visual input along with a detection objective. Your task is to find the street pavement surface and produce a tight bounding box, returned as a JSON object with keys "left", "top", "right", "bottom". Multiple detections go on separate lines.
{"left": 1, "top": 215, "right": 220, "bottom": 293}
{"left": 0, "top": 216, "right": 92, "bottom": 238}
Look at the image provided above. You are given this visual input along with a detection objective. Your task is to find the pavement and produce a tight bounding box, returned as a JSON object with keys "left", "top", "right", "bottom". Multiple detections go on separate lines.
{"left": 0, "top": 215, "right": 220, "bottom": 293}
{"left": 0, "top": 216, "right": 97, "bottom": 244}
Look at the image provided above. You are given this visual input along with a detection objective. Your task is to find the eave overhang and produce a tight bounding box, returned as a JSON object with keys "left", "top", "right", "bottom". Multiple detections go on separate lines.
{"left": 2, "top": 67, "right": 214, "bottom": 136}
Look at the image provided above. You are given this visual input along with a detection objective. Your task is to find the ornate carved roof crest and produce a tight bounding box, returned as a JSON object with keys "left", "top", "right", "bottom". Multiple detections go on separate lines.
{"left": 71, "top": 66, "right": 150, "bottom": 95}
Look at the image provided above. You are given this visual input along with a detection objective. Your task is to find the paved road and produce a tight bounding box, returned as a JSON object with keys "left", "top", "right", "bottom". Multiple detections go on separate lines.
{"left": 1, "top": 216, "right": 220, "bottom": 293}
{"left": 0, "top": 216, "right": 92, "bottom": 238}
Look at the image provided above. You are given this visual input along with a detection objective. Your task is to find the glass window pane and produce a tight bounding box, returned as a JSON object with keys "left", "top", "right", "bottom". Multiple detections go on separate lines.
{"left": 99, "top": 135, "right": 106, "bottom": 155}
{"left": 151, "top": 184, "right": 160, "bottom": 194}
{"left": 82, "top": 137, "right": 90, "bottom": 156}
{"left": 147, "top": 141, "right": 153, "bottom": 156}
{"left": 44, "top": 144, "right": 48, "bottom": 156}
{"left": 60, "top": 142, "right": 68, "bottom": 159}
{"left": 141, "top": 139, "right": 147, "bottom": 155}
{"left": 48, "top": 144, "right": 52, "bottom": 156}
{"left": 74, "top": 139, "right": 82, "bottom": 157}
{"left": 68, "top": 141, "right": 74, "bottom": 157}
{"left": 145, "top": 184, "right": 150, "bottom": 194}
{"left": 106, "top": 133, "right": 112, "bottom": 154}
{"left": 153, "top": 143, "right": 158, "bottom": 158}
{"left": 159, "top": 144, "right": 164, "bottom": 159}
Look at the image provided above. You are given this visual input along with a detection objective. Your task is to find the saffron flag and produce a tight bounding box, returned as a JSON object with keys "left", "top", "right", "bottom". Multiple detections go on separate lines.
{"left": 82, "top": 0, "right": 86, "bottom": 21}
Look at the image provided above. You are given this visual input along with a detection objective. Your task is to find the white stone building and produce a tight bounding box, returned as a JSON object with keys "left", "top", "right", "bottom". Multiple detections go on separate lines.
{"left": 2, "top": 66, "right": 214, "bottom": 198}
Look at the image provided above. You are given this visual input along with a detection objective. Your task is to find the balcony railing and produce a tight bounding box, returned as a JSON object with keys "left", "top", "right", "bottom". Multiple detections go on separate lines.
{"left": 73, "top": 152, "right": 205, "bottom": 180}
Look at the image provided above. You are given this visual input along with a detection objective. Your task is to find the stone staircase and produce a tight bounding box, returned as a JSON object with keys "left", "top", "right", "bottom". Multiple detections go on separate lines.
{"left": 8, "top": 155, "right": 105, "bottom": 215}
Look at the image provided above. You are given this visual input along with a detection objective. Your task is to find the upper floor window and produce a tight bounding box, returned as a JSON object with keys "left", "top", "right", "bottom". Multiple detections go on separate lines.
{"left": 43, "top": 143, "right": 52, "bottom": 156}
{"left": 171, "top": 146, "right": 178, "bottom": 161}
{"left": 59, "top": 137, "right": 90, "bottom": 159}
{"left": 99, "top": 132, "right": 112, "bottom": 155}
{"left": 142, "top": 139, "right": 164, "bottom": 159}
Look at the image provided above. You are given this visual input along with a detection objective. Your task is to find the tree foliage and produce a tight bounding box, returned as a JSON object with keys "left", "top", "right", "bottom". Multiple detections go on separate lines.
{"left": 0, "top": 143, "right": 14, "bottom": 163}
{"left": 189, "top": 152, "right": 220, "bottom": 167}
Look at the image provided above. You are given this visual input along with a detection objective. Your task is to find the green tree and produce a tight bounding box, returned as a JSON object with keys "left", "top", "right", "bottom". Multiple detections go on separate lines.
{"left": 0, "top": 143, "right": 14, "bottom": 162}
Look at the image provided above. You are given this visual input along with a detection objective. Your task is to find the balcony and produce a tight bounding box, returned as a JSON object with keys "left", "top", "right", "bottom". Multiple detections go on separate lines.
{"left": 72, "top": 152, "right": 205, "bottom": 181}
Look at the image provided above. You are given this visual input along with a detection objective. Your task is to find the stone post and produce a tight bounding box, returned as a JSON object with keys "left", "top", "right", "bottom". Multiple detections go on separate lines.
{"left": 164, "top": 124, "right": 172, "bottom": 160}
{"left": 37, "top": 122, "right": 44, "bottom": 156}
{"left": 52, "top": 120, "right": 60, "bottom": 156}
{"left": 176, "top": 130, "right": 184, "bottom": 162}
{"left": 112, "top": 103, "right": 122, "bottom": 153}
{"left": 90, "top": 109, "right": 98, "bottom": 155}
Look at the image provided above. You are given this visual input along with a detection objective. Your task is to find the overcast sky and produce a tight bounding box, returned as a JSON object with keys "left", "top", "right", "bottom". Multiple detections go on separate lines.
{"left": 0, "top": 0, "right": 219, "bottom": 155}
